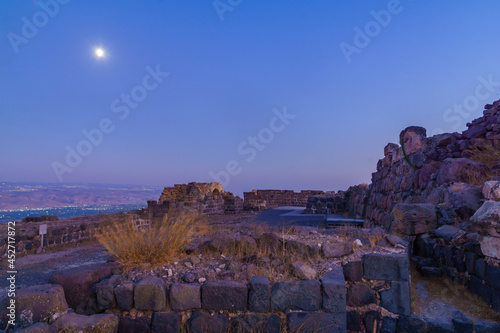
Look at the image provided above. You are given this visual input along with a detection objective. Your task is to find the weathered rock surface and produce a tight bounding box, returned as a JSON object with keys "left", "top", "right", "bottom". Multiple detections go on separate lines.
{"left": 471, "top": 201, "right": 500, "bottom": 236}
{"left": 51, "top": 312, "right": 119, "bottom": 333}
{"left": 188, "top": 310, "right": 228, "bottom": 333}
{"left": 322, "top": 242, "right": 354, "bottom": 258}
{"left": 15, "top": 284, "right": 68, "bottom": 328}
{"left": 151, "top": 311, "right": 181, "bottom": 333}
{"left": 201, "top": 281, "right": 248, "bottom": 311}
{"left": 380, "top": 282, "right": 411, "bottom": 315}
{"left": 134, "top": 275, "right": 167, "bottom": 311}
{"left": 363, "top": 254, "right": 409, "bottom": 281}
{"left": 169, "top": 283, "right": 201, "bottom": 311}
{"left": 291, "top": 261, "right": 317, "bottom": 280}
{"left": 271, "top": 281, "right": 321, "bottom": 311}
{"left": 118, "top": 316, "right": 151, "bottom": 333}
{"left": 249, "top": 276, "right": 270, "bottom": 313}
{"left": 287, "top": 311, "right": 347, "bottom": 333}
{"left": 391, "top": 203, "right": 437, "bottom": 236}
{"left": 114, "top": 282, "right": 134, "bottom": 310}
{"left": 95, "top": 275, "right": 122, "bottom": 310}
{"left": 321, "top": 268, "right": 346, "bottom": 313}
{"left": 346, "top": 283, "right": 376, "bottom": 307}
{"left": 48, "top": 262, "right": 120, "bottom": 314}
{"left": 437, "top": 158, "right": 491, "bottom": 184}
{"left": 483, "top": 181, "right": 500, "bottom": 200}
{"left": 229, "top": 314, "right": 281, "bottom": 333}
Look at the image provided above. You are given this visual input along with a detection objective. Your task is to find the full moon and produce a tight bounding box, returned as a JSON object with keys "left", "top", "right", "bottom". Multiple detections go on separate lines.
{"left": 95, "top": 48, "right": 105, "bottom": 58}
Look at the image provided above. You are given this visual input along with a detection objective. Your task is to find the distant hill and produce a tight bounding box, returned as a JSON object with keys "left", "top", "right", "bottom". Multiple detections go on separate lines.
{"left": 0, "top": 182, "right": 163, "bottom": 210}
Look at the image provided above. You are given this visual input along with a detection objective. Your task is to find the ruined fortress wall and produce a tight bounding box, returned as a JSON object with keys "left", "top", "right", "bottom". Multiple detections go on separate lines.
{"left": 150, "top": 182, "right": 242, "bottom": 218}
{"left": 243, "top": 189, "right": 326, "bottom": 210}
{"left": 349, "top": 99, "right": 500, "bottom": 231}
{"left": 159, "top": 182, "right": 224, "bottom": 203}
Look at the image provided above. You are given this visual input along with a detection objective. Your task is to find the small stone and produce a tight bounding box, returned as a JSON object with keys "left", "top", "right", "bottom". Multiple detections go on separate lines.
{"left": 198, "top": 277, "right": 207, "bottom": 283}
{"left": 190, "top": 256, "right": 201, "bottom": 265}
{"left": 183, "top": 272, "right": 197, "bottom": 283}
{"left": 291, "top": 261, "right": 317, "bottom": 280}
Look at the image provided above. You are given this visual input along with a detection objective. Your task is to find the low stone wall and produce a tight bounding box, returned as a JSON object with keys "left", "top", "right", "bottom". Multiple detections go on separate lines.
{"left": 303, "top": 192, "right": 350, "bottom": 215}
{"left": 4, "top": 252, "right": 499, "bottom": 332}
{"left": 0, "top": 217, "right": 111, "bottom": 258}
{"left": 243, "top": 189, "right": 326, "bottom": 210}
{"left": 414, "top": 224, "right": 500, "bottom": 314}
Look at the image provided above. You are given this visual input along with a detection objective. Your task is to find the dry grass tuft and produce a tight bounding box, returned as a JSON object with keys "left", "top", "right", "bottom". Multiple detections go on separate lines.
{"left": 464, "top": 143, "right": 500, "bottom": 168}
{"left": 97, "top": 210, "right": 206, "bottom": 267}
{"left": 368, "top": 228, "right": 385, "bottom": 249}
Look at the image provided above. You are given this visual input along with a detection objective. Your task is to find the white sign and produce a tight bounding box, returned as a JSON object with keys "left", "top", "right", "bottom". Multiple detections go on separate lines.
{"left": 39, "top": 224, "right": 47, "bottom": 235}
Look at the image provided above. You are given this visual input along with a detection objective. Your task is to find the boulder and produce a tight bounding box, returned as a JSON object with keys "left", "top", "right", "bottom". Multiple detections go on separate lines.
{"left": 258, "top": 233, "right": 283, "bottom": 253}
{"left": 444, "top": 182, "right": 483, "bottom": 220}
{"left": 471, "top": 201, "right": 500, "bottom": 237}
{"left": 391, "top": 203, "right": 437, "bottom": 236}
{"left": 51, "top": 312, "right": 119, "bottom": 333}
{"left": 134, "top": 275, "right": 167, "bottom": 311}
{"left": 13, "top": 284, "right": 68, "bottom": 328}
{"left": 286, "top": 240, "right": 319, "bottom": 258}
{"left": 400, "top": 126, "right": 427, "bottom": 154}
{"left": 437, "top": 158, "right": 491, "bottom": 184}
{"left": 483, "top": 181, "right": 500, "bottom": 200}
{"left": 481, "top": 237, "right": 500, "bottom": 260}
{"left": 95, "top": 275, "right": 122, "bottom": 310}
{"left": 291, "top": 261, "right": 317, "bottom": 280}
{"left": 239, "top": 235, "right": 257, "bottom": 254}
{"left": 432, "top": 225, "right": 461, "bottom": 242}
{"left": 322, "top": 242, "right": 353, "bottom": 258}
{"left": 208, "top": 234, "right": 240, "bottom": 253}
{"left": 48, "top": 262, "right": 121, "bottom": 314}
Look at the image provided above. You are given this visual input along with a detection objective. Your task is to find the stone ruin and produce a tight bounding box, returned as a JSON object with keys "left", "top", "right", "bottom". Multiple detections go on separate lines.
{"left": 243, "top": 189, "right": 327, "bottom": 210}
{"left": 148, "top": 182, "right": 243, "bottom": 221}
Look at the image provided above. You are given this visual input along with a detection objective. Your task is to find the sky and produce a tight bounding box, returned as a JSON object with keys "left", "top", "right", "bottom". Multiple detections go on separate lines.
{"left": 1, "top": 0, "right": 500, "bottom": 197}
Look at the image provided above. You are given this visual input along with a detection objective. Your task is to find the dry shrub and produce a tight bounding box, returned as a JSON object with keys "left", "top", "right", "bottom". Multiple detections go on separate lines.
{"left": 97, "top": 210, "right": 206, "bottom": 267}
{"left": 368, "top": 228, "right": 385, "bottom": 249}
{"left": 464, "top": 143, "right": 500, "bottom": 168}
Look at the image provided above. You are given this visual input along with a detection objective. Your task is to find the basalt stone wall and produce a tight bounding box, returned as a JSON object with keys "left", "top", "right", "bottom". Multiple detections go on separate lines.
{"left": 243, "top": 189, "right": 326, "bottom": 210}
{"left": 158, "top": 182, "right": 225, "bottom": 203}
{"left": 349, "top": 99, "right": 500, "bottom": 233}
{"left": 414, "top": 223, "right": 500, "bottom": 315}
{"left": 0, "top": 218, "right": 116, "bottom": 258}
{"left": 303, "top": 192, "right": 350, "bottom": 215}
{"left": 7, "top": 254, "right": 419, "bottom": 332}
{"left": 149, "top": 182, "right": 243, "bottom": 220}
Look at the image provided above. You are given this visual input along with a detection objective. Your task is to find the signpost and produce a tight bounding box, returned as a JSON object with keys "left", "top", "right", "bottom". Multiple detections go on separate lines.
{"left": 39, "top": 224, "right": 47, "bottom": 250}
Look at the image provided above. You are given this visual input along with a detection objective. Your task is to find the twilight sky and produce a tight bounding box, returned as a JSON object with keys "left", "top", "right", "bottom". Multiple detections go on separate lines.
{"left": 1, "top": 0, "right": 500, "bottom": 196}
